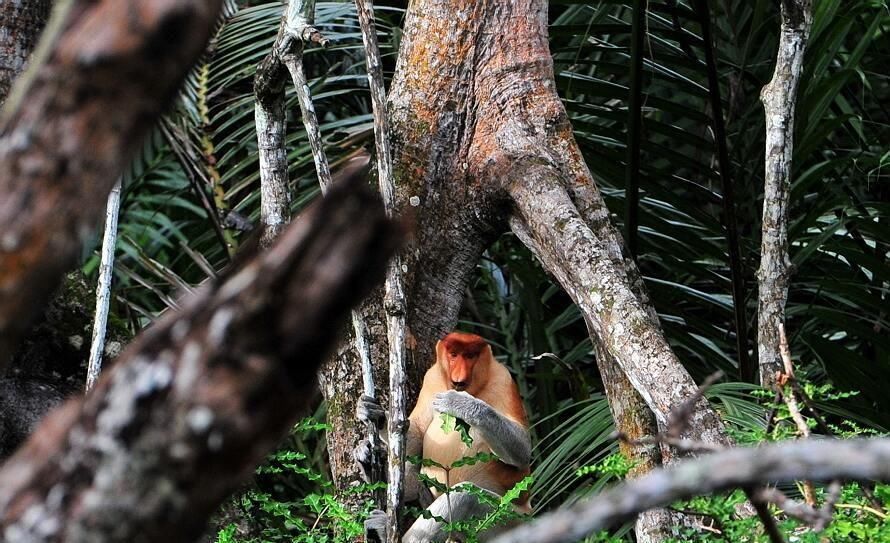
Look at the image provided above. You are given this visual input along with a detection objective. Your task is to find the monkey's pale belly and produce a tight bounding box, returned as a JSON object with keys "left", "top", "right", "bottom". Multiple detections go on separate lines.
{"left": 421, "top": 416, "right": 506, "bottom": 497}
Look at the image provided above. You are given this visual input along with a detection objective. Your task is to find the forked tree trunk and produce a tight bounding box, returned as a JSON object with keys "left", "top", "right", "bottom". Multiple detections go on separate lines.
{"left": 322, "top": 0, "right": 735, "bottom": 539}
{"left": 387, "top": 0, "right": 731, "bottom": 444}
{"left": 757, "top": 0, "right": 813, "bottom": 388}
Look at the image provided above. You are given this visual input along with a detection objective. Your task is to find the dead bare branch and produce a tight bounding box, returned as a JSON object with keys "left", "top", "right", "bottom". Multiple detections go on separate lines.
{"left": 493, "top": 438, "right": 890, "bottom": 543}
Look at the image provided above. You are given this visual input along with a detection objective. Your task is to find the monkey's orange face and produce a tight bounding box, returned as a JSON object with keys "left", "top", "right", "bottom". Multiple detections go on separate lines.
{"left": 446, "top": 347, "right": 481, "bottom": 391}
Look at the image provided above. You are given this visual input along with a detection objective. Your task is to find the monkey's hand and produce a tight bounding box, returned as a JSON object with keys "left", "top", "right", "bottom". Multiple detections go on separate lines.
{"left": 356, "top": 395, "right": 386, "bottom": 427}
{"left": 364, "top": 509, "right": 387, "bottom": 543}
{"left": 432, "top": 390, "right": 487, "bottom": 427}
{"left": 353, "top": 439, "right": 373, "bottom": 482}
{"left": 433, "top": 390, "right": 531, "bottom": 469}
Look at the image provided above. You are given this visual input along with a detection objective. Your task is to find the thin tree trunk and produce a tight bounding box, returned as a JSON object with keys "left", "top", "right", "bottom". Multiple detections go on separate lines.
{"left": 0, "top": 0, "right": 224, "bottom": 370}
{"left": 757, "top": 0, "right": 813, "bottom": 388}
{"left": 255, "top": 82, "right": 289, "bottom": 247}
{"left": 353, "top": 1, "right": 409, "bottom": 539}
{"left": 0, "top": 0, "right": 51, "bottom": 104}
{"left": 254, "top": 0, "right": 391, "bottom": 517}
{"left": 0, "top": 170, "right": 400, "bottom": 542}
{"left": 85, "top": 181, "right": 122, "bottom": 391}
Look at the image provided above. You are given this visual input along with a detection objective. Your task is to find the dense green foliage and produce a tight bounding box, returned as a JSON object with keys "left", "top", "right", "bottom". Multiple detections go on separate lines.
{"left": 89, "top": 0, "right": 888, "bottom": 540}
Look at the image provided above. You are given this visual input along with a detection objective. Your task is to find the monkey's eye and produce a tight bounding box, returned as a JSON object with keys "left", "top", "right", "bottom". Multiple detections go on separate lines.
{"left": 449, "top": 352, "right": 458, "bottom": 358}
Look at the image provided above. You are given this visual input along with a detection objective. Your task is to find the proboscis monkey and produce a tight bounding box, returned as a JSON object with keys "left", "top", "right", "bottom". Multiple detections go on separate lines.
{"left": 363, "top": 332, "right": 531, "bottom": 542}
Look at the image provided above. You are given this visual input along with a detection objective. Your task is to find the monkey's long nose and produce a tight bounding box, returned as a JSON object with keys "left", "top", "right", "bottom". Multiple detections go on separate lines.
{"left": 451, "top": 380, "right": 467, "bottom": 391}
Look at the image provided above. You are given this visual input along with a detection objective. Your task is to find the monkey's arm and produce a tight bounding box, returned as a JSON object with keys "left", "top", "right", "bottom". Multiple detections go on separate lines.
{"left": 432, "top": 390, "right": 531, "bottom": 468}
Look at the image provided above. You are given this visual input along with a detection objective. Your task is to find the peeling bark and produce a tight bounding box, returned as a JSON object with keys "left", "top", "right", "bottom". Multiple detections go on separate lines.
{"left": 0, "top": 0, "right": 224, "bottom": 370}
{"left": 0, "top": 174, "right": 400, "bottom": 542}
{"left": 757, "top": 0, "right": 813, "bottom": 388}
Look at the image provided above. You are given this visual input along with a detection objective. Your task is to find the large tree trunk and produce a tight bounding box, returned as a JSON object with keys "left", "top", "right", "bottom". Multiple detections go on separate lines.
{"left": 0, "top": 0, "right": 51, "bottom": 104}
{"left": 387, "top": 0, "right": 731, "bottom": 444}
{"left": 321, "top": 0, "right": 736, "bottom": 539}
{"left": 757, "top": 0, "right": 813, "bottom": 388}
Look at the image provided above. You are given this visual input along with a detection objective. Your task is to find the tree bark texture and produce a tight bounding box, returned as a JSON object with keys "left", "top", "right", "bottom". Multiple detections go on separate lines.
{"left": 387, "top": 0, "right": 730, "bottom": 442}
{"left": 319, "top": 3, "right": 734, "bottom": 535}
{"left": 0, "top": 0, "right": 51, "bottom": 104}
{"left": 0, "top": 174, "right": 400, "bottom": 542}
{"left": 255, "top": 92, "right": 289, "bottom": 247}
{"left": 0, "top": 0, "right": 224, "bottom": 371}
{"left": 492, "top": 437, "right": 890, "bottom": 543}
{"left": 757, "top": 0, "right": 813, "bottom": 388}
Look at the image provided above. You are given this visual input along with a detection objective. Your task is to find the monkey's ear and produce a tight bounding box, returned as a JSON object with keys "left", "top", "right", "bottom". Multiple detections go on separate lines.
{"left": 435, "top": 340, "right": 446, "bottom": 363}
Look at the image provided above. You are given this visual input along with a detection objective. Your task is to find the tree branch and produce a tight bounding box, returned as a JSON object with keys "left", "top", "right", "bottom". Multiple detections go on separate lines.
{"left": 0, "top": 0, "right": 224, "bottom": 370}
{"left": 492, "top": 438, "right": 890, "bottom": 543}
{"left": 0, "top": 170, "right": 400, "bottom": 542}
{"left": 85, "top": 181, "right": 122, "bottom": 391}
{"left": 353, "top": 1, "right": 409, "bottom": 539}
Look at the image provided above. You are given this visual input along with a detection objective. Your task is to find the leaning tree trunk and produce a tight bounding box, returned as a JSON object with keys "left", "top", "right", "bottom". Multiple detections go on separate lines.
{"left": 0, "top": 0, "right": 51, "bottom": 104}
{"left": 757, "top": 0, "right": 813, "bottom": 388}
{"left": 321, "top": 0, "right": 737, "bottom": 539}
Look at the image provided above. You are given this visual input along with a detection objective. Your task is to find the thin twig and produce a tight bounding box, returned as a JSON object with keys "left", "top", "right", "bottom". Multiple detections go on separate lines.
{"left": 778, "top": 324, "right": 816, "bottom": 505}
{"left": 693, "top": 0, "right": 752, "bottom": 383}
{"left": 744, "top": 486, "right": 786, "bottom": 543}
{"left": 86, "top": 181, "right": 122, "bottom": 391}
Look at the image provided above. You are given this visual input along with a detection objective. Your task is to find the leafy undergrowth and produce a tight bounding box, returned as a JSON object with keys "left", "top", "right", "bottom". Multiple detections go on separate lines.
{"left": 216, "top": 382, "right": 888, "bottom": 543}
{"left": 215, "top": 418, "right": 380, "bottom": 543}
